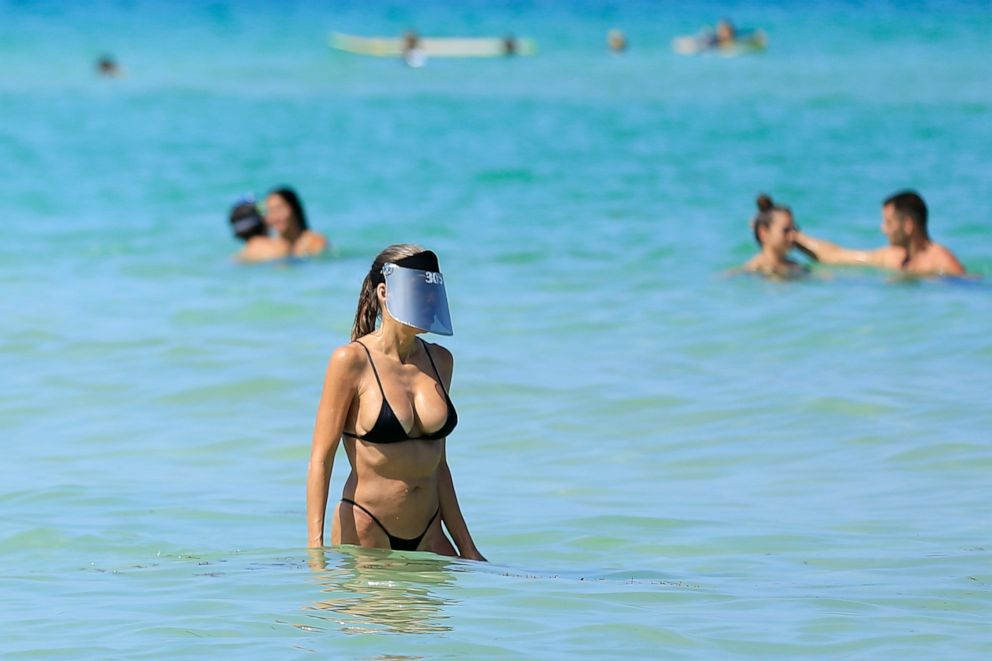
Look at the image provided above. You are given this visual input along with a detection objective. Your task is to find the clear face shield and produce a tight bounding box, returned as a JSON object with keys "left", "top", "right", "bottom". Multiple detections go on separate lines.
{"left": 379, "top": 251, "right": 453, "bottom": 336}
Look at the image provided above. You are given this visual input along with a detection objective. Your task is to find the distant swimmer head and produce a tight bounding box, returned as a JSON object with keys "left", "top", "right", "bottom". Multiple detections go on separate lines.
{"left": 607, "top": 29, "right": 628, "bottom": 53}
{"left": 353, "top": 244, "right": 453, "bottom": 340}
{"left": 96, "top": 54, "right": 121, "bottom": 77}
{"left": 229, "top": 197, "right": 267, "bottom": 241}
{"left": 265, "top": 187, "right": 308, "bottom": 239}
{"left": 752, "top": 194, "right": 797, "bottom": 253}
{"left": 715, "top": 19, "right": 736, "bottom": 42}
{"left": 402, "top": 29, "right": 421, "bottom": 51}
{"left": 503, "top": 34, "right": 518, "bottom": 56}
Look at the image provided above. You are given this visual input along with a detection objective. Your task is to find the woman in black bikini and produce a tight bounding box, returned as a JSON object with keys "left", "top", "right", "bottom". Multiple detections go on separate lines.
{"left": 306, "top": 244, "right": 485, "bottom": 560}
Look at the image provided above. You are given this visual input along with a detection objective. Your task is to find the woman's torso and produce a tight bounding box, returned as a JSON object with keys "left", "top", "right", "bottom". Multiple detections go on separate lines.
{"left": 340, "top": 337, "right": 454, "bottom": 508}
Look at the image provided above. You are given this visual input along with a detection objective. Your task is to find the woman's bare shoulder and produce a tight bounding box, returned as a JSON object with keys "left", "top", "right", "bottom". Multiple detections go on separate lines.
{"left": 422, "top": 340, "right": 454, "bottom": 380}
{"left": 297, "top": 231, "right": 329, "bottom": 256}
{"left": 327, "top": 340, "right": 368, "bottom": 376}
{"left": 422, "top": 340, "right": 452, "bottom": 361}
{"left": 741, "top": 255, "right": 763, "bottom": 272}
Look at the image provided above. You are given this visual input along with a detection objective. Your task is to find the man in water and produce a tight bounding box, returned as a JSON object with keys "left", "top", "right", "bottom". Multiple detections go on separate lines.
{"left": 794, "top": 190, "right": 966, "bottom": 276}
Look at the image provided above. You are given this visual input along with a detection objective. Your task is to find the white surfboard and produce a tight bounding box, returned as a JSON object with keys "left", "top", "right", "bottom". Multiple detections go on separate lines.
{"left": 329, "top": 32, "right": 537, "bottom": 58}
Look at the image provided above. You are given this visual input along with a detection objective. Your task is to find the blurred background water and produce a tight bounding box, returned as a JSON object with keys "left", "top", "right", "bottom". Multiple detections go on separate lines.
{"left": 1, "top": 0, "right": 990, "bottom": 658}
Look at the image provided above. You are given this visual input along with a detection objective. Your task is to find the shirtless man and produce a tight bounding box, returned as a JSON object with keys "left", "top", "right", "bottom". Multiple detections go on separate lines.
{"left": 794, "top": 191, "right": 966, "bottom": 276}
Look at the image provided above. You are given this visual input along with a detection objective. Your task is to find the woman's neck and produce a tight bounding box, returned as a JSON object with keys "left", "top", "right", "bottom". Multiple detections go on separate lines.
{"left": 761, "top": 245, "right": 788, "bottom": 265}
{"left": 375, "top": 321, "right": 420, "bottom": 362}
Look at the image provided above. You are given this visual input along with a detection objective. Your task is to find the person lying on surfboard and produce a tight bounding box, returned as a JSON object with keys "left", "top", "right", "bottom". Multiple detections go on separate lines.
{"left": 401, "top": 29, "right": 427, "bottom": 68}
{"left": 672, "top": 19, "right": 767, "bottom": 55}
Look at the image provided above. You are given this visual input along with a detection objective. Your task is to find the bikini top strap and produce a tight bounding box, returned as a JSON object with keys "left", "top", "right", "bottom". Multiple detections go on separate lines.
{"left": 420, "top": 339, "right": 449, "bottom": 398}
{"left": 353, "top": 340, "right": 386, "bottom": 396}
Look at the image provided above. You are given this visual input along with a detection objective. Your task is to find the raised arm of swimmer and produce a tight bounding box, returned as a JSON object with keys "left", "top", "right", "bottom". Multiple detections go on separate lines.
{"left": 793, "top": 231, "right": 898, "bottom": 268}
{"left": 794, "top": 191, "right": 965, "bottom": 276}
{"left": 306, "top": 346, "right": 361, "bottom": 547}
{"left": 431, "top": 348, "right": 486, "bottom": 561}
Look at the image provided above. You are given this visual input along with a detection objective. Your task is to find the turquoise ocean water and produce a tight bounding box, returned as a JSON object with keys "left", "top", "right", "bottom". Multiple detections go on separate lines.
{"left": 2, "top": 0, "right": 991, "bottom": 657}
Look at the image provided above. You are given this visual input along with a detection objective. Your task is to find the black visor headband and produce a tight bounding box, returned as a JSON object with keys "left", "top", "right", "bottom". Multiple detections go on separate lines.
{"left": 371, "top": 250, "right": 440, "bottom": 283}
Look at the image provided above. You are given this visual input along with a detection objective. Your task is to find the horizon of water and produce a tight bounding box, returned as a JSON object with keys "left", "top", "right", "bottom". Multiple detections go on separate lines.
{"left": 2, "top": 1, "right": 990, "bottom": 658}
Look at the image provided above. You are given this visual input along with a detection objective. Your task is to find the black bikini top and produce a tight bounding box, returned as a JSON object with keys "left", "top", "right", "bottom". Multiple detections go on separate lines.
{"left": 342, "top": 339, "right": 457, "bottom": 443}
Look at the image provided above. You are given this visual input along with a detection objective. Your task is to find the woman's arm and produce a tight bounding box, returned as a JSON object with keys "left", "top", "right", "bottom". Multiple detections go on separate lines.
{"left": 298, "top": 231, "right": 330, "bottom": 257}
{"left": 428, "top": 342, "right": 486, "bottom": 561}
{"left": 306, "top": 344, "right": 363, "bottom": 548}
{"left": 438, "top": 442, "right": 486, "bottom": 561}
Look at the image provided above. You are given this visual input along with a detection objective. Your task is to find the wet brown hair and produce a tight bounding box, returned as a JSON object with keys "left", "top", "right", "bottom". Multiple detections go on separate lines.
{"left": 883, "top": 190, "right": 928, "bottom": 238}
{"left": 351, "top": 243, "right": 426, "bottom": 341}
{"left": 752, "top": 193, "right": 792, "bottom": 246}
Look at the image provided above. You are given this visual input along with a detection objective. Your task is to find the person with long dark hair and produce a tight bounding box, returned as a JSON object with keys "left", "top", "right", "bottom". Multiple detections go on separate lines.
{"left": 306, "top": 244, "right": 485, "bottom": 559}
{"left": 264, "top": 187, "right": 329, "bottom": 258}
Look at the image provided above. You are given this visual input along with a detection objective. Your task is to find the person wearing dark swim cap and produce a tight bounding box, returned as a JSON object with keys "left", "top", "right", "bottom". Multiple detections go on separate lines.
{"left": 229, "top": 198, "right": 289, "bottom": 263}
{"left": 306, "top": 244, "right": 485, "bottom": 560}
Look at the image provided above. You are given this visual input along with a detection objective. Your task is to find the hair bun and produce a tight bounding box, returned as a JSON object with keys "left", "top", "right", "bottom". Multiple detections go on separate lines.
{"left": 756, "top": 194, "right": 774, "bottom": 212}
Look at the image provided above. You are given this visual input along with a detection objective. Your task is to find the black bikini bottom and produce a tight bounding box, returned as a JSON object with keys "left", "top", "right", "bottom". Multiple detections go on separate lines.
{"left": 341, "top": 498, "right": 439, "bottom": 552}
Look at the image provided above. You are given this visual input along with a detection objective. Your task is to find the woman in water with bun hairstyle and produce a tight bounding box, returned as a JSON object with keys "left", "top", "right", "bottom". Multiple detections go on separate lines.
{"left": 265, "top": 187, "right": 329, "bottom": 258}
{"left": 741, "top": 194, "right": 809, "bottom": 278}
{"left": 306, "top": 244, "right": 485, "bottom": 560}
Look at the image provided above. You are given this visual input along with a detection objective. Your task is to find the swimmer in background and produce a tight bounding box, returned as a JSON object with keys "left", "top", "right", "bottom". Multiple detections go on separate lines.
{"left": 502, "top": 34, "right": 518, "bottom": 56}
{"left": 401, "top": 29, "right": 427, "bottom": 68}
{"left": 607, "top": 29, "right": 628, "bottom": 54}
{"left": 264, "top": 187, "right": 329, "bottom": 258}
{"left": 794, "top": 190, "right": 966, "bottom": 276}
{"left": 229, "top": 197, "right": 289, "bottom": 263}
{"left": 96, "top": 54, "right": 123, "bottom": 78}
{"left": 741, "top": 194, "right": 809, "bottom": 279}
{"left": 673, "top": 19, "right": 766, "bottom": 55}
{"left": 712, "top": 19, "right": 737, "bottom": 47}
